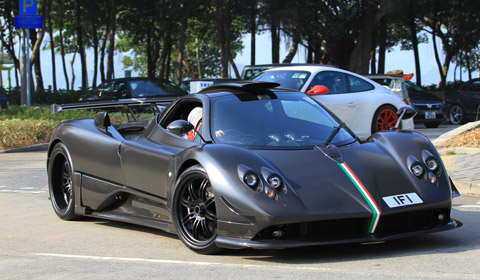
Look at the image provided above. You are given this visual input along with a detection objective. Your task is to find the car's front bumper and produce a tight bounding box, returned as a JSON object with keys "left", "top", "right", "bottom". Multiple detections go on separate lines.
{"left": 215, "top": 219, "right": 462, "bottom": 249}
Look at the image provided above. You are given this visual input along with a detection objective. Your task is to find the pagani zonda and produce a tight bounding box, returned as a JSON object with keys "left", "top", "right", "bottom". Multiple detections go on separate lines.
{"left": 47, "top": 81, "right": 461, "bottom": 254}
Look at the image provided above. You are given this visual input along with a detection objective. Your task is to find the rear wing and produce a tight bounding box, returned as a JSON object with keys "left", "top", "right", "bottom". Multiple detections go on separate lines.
{"left": 51, "top": 97, "right": 178, "bottom": 122}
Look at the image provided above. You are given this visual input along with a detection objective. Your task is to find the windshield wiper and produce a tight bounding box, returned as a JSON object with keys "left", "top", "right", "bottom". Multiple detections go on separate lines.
{"left": 323, "top": 122, "right": 346, "bottom": 146}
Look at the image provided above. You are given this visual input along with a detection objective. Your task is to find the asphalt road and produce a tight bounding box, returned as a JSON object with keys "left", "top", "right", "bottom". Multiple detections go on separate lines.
{"left": 1, "top": 125, "right": 479, "bottom": 280}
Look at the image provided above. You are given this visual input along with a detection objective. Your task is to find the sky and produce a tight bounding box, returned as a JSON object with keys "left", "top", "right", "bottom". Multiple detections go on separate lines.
{"left": 1, "top": 31, "right": 477, "bottom": 90}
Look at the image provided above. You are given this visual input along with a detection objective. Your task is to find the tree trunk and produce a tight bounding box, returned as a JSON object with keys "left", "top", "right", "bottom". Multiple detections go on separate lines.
{"left": 270, "top": 19, "right": 280, "bottom": 64}
{"left": 99, "top": 28, "right": 108, "bottom": 83}
{"left": 370, "top": 48, "right": 376, "bottom": 74}
{"left": 229, "top": 56, "right": 240, "bottom": 78}
{"left": 90, "top": 10, "right": 99, "bottom": 89}
{"left": 30, "top": 28, "right": 45, "bottom": 92}
{"left": 46, "top": 0, "right": 56, "bottom": 92}
{"left": 75, "top": 0, "right": 88, "bottom": 88}
{"left": 348, "top": 2, "right": 375, "bottom": 74}
{"left": 407, "top": 0, "right": 421, "bottom": 85}
{"left": 159, "top": 29, "right": 171, "bottom": 79}
{"left": 249, "top": 1, "right": 256, "bottom": 65}
{"left": 176, "top": 14, "right": 187, "bottom": 84}
{"left": 431, "top": 29, "right": 445, "bottom": 88}
{"left": 217, "top": 0, "right": 232, "bottom": 78}
{"left": 282, "top": 36, "right": 298, "bottom": 63}
{"left": 58, "top": 1, "right": 69, "bottom": 90}
{"left": 106, "top": 0, "right": 117, "bottom": 81}
{"left": 70, "top": 52, "right": 76, "bottom": 90}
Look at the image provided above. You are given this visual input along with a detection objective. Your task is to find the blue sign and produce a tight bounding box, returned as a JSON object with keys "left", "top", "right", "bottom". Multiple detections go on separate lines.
{"left": 20, "top": 0, "right": 37, "bottom": 15}
{"left": 15, "top": 15, "right": 43, "bottom": 29}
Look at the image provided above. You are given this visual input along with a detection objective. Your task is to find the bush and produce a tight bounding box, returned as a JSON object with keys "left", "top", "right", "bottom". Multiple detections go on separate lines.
{"left": 0, "top": 105, "right": 96, "bottom": 150}
{"left": 1, "top": 87, "right": 90, "bottom": 106}
{"left": 0, "top": 119, "right": 56, "bottom": 150}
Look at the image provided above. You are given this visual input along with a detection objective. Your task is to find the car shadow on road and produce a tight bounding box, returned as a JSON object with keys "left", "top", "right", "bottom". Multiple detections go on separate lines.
{"left": 72, "top": 209, "right": 477, "bottom": 263}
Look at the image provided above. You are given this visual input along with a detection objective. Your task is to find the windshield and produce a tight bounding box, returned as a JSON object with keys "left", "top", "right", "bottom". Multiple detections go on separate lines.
{"left": 253, "top": 70, "right": 311, "bottom": 91}
{"left": 211, "top": 91, "right": 356, "bottom": 149}
{"left": 129, "top": 79, "right": 186, "bottom": 97}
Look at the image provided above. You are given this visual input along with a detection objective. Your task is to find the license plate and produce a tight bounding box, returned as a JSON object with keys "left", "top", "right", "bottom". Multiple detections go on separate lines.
{"left": 425, "top": 111, "right": 436, "bottom": 119}
{"left": 382, "top": 192, "right": 423, "bottom": 208}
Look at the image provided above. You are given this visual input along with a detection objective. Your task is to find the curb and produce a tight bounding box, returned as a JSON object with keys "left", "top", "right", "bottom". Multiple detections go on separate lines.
{"left": 0, "top": 143, "right": 49, "bottom": 154}
{"left": 431, "top": 120, "right": 480, "bottom": 147}
{"left": 454, "top": 181, "right": 480, "bottom": 197}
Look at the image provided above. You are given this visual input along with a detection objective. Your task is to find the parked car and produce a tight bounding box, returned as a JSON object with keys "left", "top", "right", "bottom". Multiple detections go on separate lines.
{"left": 444, "top": 78, "right": 480, "bottom": 124}
{"left": 253, "top": 65, "right": 414, "bottom": 139}
{"left": 241, "top": 63, "right": 334, "bottom": 80}
{"left": 366, "top": 74, "right": 444, "bottom": 128}
{"left": 47, "top": 81, "right": 460, "bottom": 254}
{"left": 181, "top": 78, "right": 243, "bottom": 93}
{"left": 80, "top": 78, "right": 187, "bottom": 101}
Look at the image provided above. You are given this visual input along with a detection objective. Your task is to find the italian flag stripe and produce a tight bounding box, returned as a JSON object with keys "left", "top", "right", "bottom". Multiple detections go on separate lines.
{"left": 338, "top": 162, "right": 381, "bottom": 234}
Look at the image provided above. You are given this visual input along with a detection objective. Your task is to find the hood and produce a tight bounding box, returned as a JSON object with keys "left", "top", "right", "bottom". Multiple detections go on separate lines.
{"left": 253, "top": 132, "right": 452, "bottom": 218}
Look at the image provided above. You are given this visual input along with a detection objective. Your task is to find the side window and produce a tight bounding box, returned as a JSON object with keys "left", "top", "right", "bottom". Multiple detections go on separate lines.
{"left": 309, "top": 71, "right": 346, "bottom": 94}
{"left": 97, "top": 82, "right": 114, "bottom": 98}
{"left": 114, "top": 82, "right": 129, "bottom": 98}
{"left": 466, "top": 81, "right": 480, "bottom": 92}
{"left": 347, "top": 74, "right": 374, "bottom": 92}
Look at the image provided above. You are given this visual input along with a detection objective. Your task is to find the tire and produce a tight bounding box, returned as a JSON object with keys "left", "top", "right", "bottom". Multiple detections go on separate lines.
{"left": 424, "top": 122, "right": 441, "bottom": 128}
{"left": 449, "top": 104, "right": 465, "bottom": 125}
{"left": 372, "top": 105, "right": 399, "bottom": 133}
{"left": 48, "top": 143, "right": 79, "bottom": 220}
{"left": 172, "top": 165, "right": 221, "bottom": 254}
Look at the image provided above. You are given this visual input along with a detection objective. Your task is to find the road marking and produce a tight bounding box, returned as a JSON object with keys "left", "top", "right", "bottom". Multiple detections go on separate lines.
{"left": 0, "top": 189, "right": 45, "bottom": 194}
{"left": 34, "top": 253, "right": 333, "bottom": 272}
{"left": 457, "top": 205, "right": 480, "bottom": 208}
{"left": 33, "top": 253, "right": 479, "bottom": 279}
{"left": 0, "top": 186, "right": 6, "bottom": 188}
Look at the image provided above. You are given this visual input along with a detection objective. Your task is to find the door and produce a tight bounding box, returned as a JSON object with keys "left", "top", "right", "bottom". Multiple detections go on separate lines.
{"left": 307, "top": 71, "right": 358, "bottom": 126}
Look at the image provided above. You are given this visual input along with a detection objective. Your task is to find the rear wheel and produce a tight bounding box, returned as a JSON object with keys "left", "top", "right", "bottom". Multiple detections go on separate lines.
{"left": 372, "top": 105, "right": 399, "bottom": 133}
{"left": 172, "top": 165, "right": 221, "bottom": 254}
{"left": 449, "top": 104, "right": 465, "bottom": 125}
{"left": 48, "top": 143, "right": 79, "bottom": 220}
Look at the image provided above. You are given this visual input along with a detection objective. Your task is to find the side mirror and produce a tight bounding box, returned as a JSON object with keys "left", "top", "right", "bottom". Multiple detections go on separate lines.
{"left": 95, "top": 112, "right": 111, "bottom": 133}
{"left": 396, "top": 106, "right": 417, "bottom": 120}
{"left": 307, "top": 85, "right": 329, "bottom": 96}
{"left": 394, "top": 106, "right": 417, "bottom": 129}
{"left": 167, "top": 119, "right": 194, "bottom": 136}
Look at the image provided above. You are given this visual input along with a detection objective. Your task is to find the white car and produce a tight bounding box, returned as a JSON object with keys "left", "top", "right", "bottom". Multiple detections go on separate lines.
{"left": 253, "top": 65, "right": 414, "bottom": 139}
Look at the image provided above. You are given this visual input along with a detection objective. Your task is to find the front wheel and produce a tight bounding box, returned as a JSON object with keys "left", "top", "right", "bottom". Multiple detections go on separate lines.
{"left": 372, "top": 105, "right": 399, "bottom": 133}
{"left": 48, "top": 143, "right": 79, "bottom": 220}
{"left": 172, "top": 165, "right": 221, "bottom": 254}
{"left": 449, "top": 104, "right": 465, "bottom": 125}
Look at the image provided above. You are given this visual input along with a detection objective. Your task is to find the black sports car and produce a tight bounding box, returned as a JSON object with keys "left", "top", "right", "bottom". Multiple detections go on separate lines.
{"left": 47, "top": 81, "right": 461, "bottom": 254}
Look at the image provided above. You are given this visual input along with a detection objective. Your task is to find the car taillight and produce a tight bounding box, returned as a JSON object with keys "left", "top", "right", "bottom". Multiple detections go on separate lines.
{"left": 403, "top": 98, "right": 410, "bottom": 105}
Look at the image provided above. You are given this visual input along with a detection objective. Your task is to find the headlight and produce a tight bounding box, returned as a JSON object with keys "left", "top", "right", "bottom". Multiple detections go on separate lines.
{"left": 426, "top": 158, "right": 439, "bottom": 171}
{"left": 244, "top": 173, "right": 259, "bottom": 188}
{"left": 268, "top": 175, "right": 282, "bottom": 189}
{"left": 411, "top": 164, "right": 424, "bottom": 177}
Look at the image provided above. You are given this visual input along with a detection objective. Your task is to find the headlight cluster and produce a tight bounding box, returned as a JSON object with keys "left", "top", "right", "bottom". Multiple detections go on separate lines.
{"left": 239, "top": 165, "right": 287, "bottom": 200}
{"left": 407, "top": 151, "right": 442, "bottom": 185}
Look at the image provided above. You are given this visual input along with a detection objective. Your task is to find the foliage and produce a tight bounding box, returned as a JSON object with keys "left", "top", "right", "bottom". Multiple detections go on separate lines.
{"left": 0, "top": 87, "right": 89, "bottom": 106}
{"left": 0, "top": 119, "right": 55, "bottom": 150}
{"left": 0, "top": 105, "right": 96, "bottom": 150}
{"left": 3, "top": 0, "right": 480, "bottom": 92}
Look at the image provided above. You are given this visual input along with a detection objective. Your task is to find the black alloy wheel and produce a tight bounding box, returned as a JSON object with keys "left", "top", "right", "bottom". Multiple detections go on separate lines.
{"left": 48, "top": 143, "right": 78, "bottom": 220}
{"left": 173, "top": 165, "right": 221, "bottom": 254}
{"left": 449, "top": 104, "right": 465, "bottom": 125}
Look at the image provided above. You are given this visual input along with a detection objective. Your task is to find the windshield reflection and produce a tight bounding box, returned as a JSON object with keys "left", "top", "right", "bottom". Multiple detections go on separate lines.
{"left": 211, "top": 91, "right": 356, "bottom": 149}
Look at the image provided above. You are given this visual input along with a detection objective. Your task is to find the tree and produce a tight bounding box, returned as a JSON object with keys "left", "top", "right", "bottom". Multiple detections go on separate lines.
{"left": 422, "top": 0, "right": 480, "bottom": 88}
